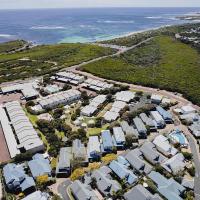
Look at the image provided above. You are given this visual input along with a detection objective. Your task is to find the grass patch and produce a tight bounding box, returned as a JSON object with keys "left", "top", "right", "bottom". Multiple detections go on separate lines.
{"left": 87, "top": 124, "right": 109, "bottom": 136}
{"left": 0, "top": 42, "right": 116, "bottom": 83}
{"left": 83, "top": 35, "right": 200, "bottom": 105}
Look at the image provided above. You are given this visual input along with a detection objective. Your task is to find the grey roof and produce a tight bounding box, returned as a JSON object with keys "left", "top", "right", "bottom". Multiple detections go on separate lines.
{"left": 153, "top": 135, "right": 177, "bottom": 156}
{"left": 0, "top": 106, "right": 20, "bottom": 158}
{"left": 133, "top": 117, "right": 147, "bottom": 135}
{"left": 120, "top": 121, "right": 139, "bottom": 138}
{"left": 149, "top": 171, "right": 185, "bottom": 200}
{"left": 103, "top": 111, "right": 119, "bottom": 122}
{"left": 28, "top": 154, "right": 51, "bottom": 178}
{"left": 4, "top": 101, "right": 44, "bottom": 153}
{"left": 115, "top": 91, "right": 135, "bottom": 102}
{"left": 125, "top": 150, "right": 152, "bottom": 174}
{"left": 124, "top": 184, "right": 162, "bottom": 200}
{"left": 181, "top": 178, "right": 194, "bottom": 190}
{"left": 71, "top": 180, "right": 99, "bottom": 200}
{"left": 1, "top": 82, "right": 39, "bottom": 99}
{"left": 92, "top": 168, "right": 121, "bottom": 196}
{"left": 150, "top": 111, "right": 165, "bottom": 125}
{"left": 139, "top": 113, "right": 155, "bottom": 127}
{"left": 38, "top": 89, "right": 81, "bottom": 109}
{"left": 113, "top": 127, "right": 126, "bottom": 143}
{"left": 22, "top": 191, "right": 49, "bottom": 200}
{"left": 161, "top": 153, "right": 186, "bottom": 175}
{"left": 56, "top": 147, "right": 72, "bottom": 172}
{"left": 72, "top": 139, "right": 88, "bottom": 161}
{"left": 87, "top": 136, "right": 101, "bottom": 158}
{"left": 20, "top": 177, "right": 35, "bottom": 192}
{"left": 140, "top": 142, "right": 166, "bottom": 165}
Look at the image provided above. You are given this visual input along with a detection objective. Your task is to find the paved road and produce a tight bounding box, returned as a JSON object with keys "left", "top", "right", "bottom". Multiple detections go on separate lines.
{"left": 64, "top": 37, "right": 153, "bottom": 72}
{"left": 57, "top": 179, "right": 72, "bottom": 200}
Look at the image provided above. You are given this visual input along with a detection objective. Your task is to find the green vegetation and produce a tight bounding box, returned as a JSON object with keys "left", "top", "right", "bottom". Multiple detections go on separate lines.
{"left": 83, "top": 35, "right": 200, "bottom": 105}
{"left": 0, "top": 42, "right": 115, "bottom": 83}
{"left": 0, "top": 40, "right": 26, "bottom": 54}
{"left": 101, "top": 23, "right": 200, "bottom": 47}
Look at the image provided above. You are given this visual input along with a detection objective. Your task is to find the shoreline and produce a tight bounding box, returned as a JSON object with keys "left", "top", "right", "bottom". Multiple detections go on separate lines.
{"left": 0, "top": 21, "right": 199, "bottom": 46}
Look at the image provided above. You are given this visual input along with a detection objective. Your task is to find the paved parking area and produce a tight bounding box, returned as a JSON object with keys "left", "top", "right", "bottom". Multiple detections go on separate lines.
{"left": 0, "top": 93, "right": 25, "bottom": 104}
{"left": 0, "top": 124, "right": 10, "bottom": 163}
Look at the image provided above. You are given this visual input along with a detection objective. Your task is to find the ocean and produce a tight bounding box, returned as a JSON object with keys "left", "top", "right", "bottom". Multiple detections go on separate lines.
{"left": 0, "top": 7, "right": 200, "bottom": 44}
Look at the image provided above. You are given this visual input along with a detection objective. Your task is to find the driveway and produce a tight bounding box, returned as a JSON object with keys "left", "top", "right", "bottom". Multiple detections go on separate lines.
{"left": 57, "top": 179, "right": 72, "bottom": 200}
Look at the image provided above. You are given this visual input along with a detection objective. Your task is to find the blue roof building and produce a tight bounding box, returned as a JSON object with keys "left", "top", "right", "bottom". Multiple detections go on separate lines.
{"left": 3, "top": 163, "right": 35, "bottom": 192}
{"left": 156, "top": 106, "right": 173, "bottom": 123}
{"left": 149, "top": 171, "right": 185, "bottom": 200}
{"left": 101, "top": 130, "right": 114, "bottom": 152}
{"left": 109, "top": 160, "right": 138, "bottom": 184}
{"left": 28, "top": 154, "right": 51, "bottom": 178}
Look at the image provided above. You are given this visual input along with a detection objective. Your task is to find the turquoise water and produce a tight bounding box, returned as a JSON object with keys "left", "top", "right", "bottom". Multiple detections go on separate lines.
{"left": 0, "top": 7, "right": 199, "bottom": 44}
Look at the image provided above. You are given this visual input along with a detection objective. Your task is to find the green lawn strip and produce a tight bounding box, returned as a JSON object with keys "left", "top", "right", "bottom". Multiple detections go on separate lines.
{"left": 87, "top": 124, "right": 109, "bottom": 137}
{"left": 83, "top": 35, "right": 200, "bottom": 105}
{"left": 0, "top": 40, "right": 26, "bottom": 54}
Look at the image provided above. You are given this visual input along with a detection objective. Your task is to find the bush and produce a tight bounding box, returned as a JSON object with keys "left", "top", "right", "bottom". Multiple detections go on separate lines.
{"left": 70, "top": 168, "right": 85, "bottom": 181}
{"left": 101, "top": 154, "right": 117, "bottom": 165}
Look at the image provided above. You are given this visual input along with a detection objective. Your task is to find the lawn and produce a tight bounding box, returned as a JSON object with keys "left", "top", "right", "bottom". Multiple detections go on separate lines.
{"left": 87, "top": 124, "right": 109, "bottom": 136}
{"left": 83, "top": 35, "right": 200, "bottom": 105}
{"left": 0, "top": 41, "right": 116, "bottom": 83}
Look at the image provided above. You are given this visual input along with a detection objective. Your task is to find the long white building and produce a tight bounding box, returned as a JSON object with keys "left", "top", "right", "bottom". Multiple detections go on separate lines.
{"left": 4, "top": 101, "right": 44, "bottom": 153}
{"left": 38, "top": 89, "right": 81, "bottom": 109}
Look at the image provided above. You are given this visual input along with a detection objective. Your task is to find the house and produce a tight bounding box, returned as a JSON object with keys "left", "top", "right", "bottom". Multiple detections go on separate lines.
{"left": 109, "top": 160, "right": 138, "bottom": 184}
{"left": 115, "top": 91, "right": 135, "bottom": 102}
{"left": 22, "top": 191, "right": 49, "bottom": 200}
{"left": 139, "top": 113, "right": 157, "bottom": 132}
{"left": 110, "top": 101, "right": 127, "bottom": 113}
{"left": 189, "top": 122, "right": 200, "bottom": 138}
{"left": 156, "top": 106, "right": 173, "bottom": 123}
{"left": 112, "top": 127, "right": 126, "bottom": 149}
{"left": 72, "top": 139, "right": 88, "bottom": 165}
{"left": 153, "top": 135, "right": 177, "bottom": 157}
{"left": 140, "top": 142, "right": 166, "bottom": 165}
{"left": 133, "top": 117, "right": 147, "bottom": 138}
{"left": 87, "top": 136, "right": 101, "bottom": 161}
{"left": 3, "top": 164, "right": 35, "bottom": 193}
{"left": 71, "top": 180, "right": 99, "bottom": 200}
{"left": 125, "top": 149, "right": 152, "bottom": 174}
{"left": 161, "top": 153, "right": 186, "bottom": 175}
{"left": 150, "top": 111, "right": 165, "bottom": 129}
{"left": 151, "top": 94, "right": 163, "bottom": 104}
{"left": 81, "top": 95, "right": 107, "bottom": 117}
{"left": 56, "top": 147, "right": 72, "bottom": 177}
{"left": 28, "top": 154, "right": 51, "bottom": 178}
{"left": 120, "top": 121, "right": 139, "bottom": 139}
{"left": 83, "top": 78, "right": 113, "bottom": 91}
{"left": 149, "top": 171, "right": 185, "bottom": 200}
{"left": 124, "top": 184, "right": 162, "bottom": 200}
{"left": 181, "top": 105, "right": 196, "bottom": 114}
{"left": 54, "top": 71, "right": 85, "bottom": 85}
{"left": 43, "top": 84, "right": 61, "bottom": 94}
{"left": 103, "top": 111, "right": 119, "bottom": 122}
{"left": 1, "top": 81, "right": 39, "bottom": 100}
{"left": 91, "top": 167, "right": 121, "bottom": 196}
{"left": 101, "top": 130, "right": 114, "bottom": 153}
{"left": 181, "top": 178, "right": 194, "bottom": 190}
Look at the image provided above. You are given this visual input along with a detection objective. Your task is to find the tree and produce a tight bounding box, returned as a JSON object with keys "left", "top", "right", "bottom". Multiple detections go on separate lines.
{"left": 95, "top": 117, "right": 102, "bottom": 128}
{"left": 90, "top": 177, "right": 97, "bottom": 189}
{"left": 154, "top": 164, "right": 164, "bottom": 174}
{"left": 70, "top": 168, "right": 85, "bottom": 181}
{"left": 63, "top": 84, "right": 72, "bottom": 91}
{"left": 53, "top": 107, "right": 64, "bottom": 119}
{"left": 182, "top": 152, "right": 192, "bottom": 161}
{"left": 188, "top": 166, "right": 195, "bottom": 177}
{"left": 101, "top": 154, "right": 117, "bottom": 165}
{"left": 14, "top": 152, "right": 33, "bottom": 162}
{"left": 146, "top": 179, "right": 157, "bottom": 194}
{"left": 52, "top": 195, "right": 62, "bottom": 200}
